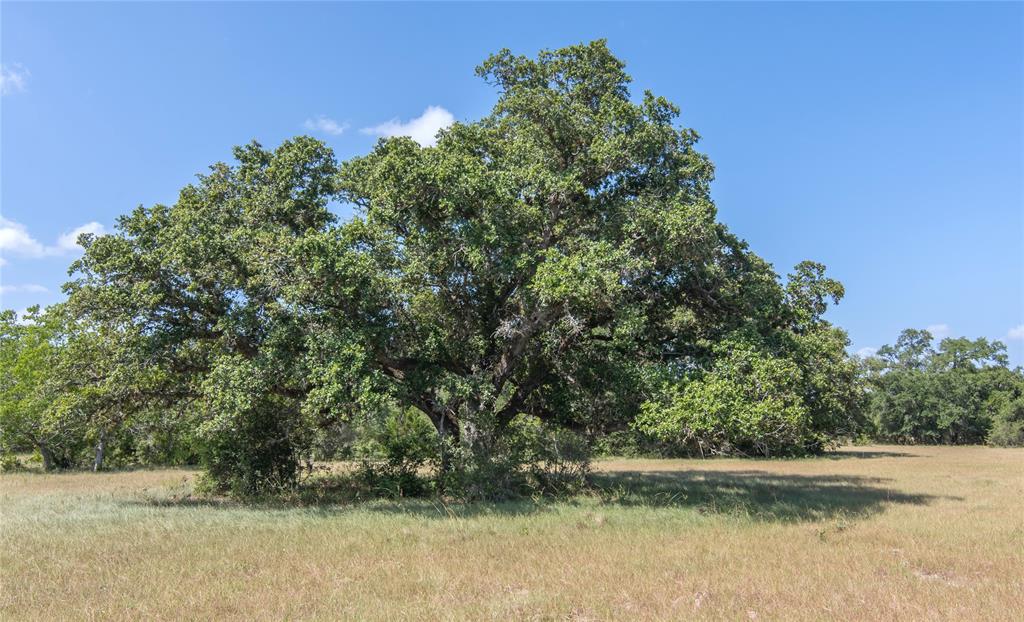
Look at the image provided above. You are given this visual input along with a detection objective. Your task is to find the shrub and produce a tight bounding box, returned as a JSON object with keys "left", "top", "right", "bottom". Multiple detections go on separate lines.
{"left": 988, "top": 396, "right": 1024, "bottom": 447}
{"left": 439, "top": 416, "right": 591, "bottom": 500}
{"left": 635, "top": 343, "right": 813, "bottom": 457}
{"left": 199, "top": 405, "right": 301, "bottom": 496}
{"left": 527, "top": 424, "right": 591, "bottom": 494}
{"left": 0, "top": 453, "right": 24, "bottom": 472}
{"left": 352, "top": 408, "right": 437, "bottom": 498}
{"left": 195, "top": 358, "right": 311, "bottom": 496}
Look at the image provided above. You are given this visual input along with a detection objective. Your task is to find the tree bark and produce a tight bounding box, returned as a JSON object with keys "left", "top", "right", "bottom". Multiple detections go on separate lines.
{"left": 93, "top": 431, "right": 107, "bottom": 472}
{"left": 433, "top": 411, "right": 460, "bottom": 477}
{"left": 38, "top": 443, "right": 55, "bottom": 471}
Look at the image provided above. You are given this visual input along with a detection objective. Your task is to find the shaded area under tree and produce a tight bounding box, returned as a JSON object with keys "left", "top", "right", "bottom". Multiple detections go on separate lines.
{"left": 128, "top": 465, "right": 954, "bottom": 524}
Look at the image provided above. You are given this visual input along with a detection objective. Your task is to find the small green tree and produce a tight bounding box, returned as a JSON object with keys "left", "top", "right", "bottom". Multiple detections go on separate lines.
{"left": 988, "top": 395, "right": 1024, "bottom": 447}
{"left": 50, "top": 312, "right": 199, "bottom": 470}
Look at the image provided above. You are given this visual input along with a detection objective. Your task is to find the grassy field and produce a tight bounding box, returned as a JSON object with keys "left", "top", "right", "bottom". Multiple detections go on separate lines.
{"left": 2, "top": 445, "right": 1021, "bottom": 621}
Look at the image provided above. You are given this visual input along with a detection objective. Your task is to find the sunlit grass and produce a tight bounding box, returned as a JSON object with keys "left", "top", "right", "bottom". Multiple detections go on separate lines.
{"left": 2, "top": 445, "right": 1021, "bottom": 620}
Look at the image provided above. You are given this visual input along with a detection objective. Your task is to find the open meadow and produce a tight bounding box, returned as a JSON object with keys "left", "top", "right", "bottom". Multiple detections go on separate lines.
{"left": 2, "top": 445, "right": 1021, "bottom": 621}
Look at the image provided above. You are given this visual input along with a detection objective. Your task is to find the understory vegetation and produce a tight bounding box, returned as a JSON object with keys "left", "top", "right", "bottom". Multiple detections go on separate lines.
{"left": 1, "top": 41, "right": 1021, "bottom": 500}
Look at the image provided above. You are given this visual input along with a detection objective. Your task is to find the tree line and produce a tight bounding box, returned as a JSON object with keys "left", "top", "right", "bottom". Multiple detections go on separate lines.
{"left": 1, "top": 41, "right": 1020, "bottom": 497}
{"left": 860, "top": 330, "right": 1023, "bottom": 446}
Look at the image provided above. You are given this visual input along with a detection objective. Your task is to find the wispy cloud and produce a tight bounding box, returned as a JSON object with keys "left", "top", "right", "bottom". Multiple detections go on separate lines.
{"left": 0, "top": 284, "right": 49, "bottom": 295}
{"left": 304, "top": 116, "right": 349, "bottom": 136}
{"left": 0, "top": 217, "right": 107, "bottom": 262}
{"left": 0, "top": 63, "right": 30, "bottom": 95}
{"left": 1007, "top": 324, "right": 1024, "bottom": 341}
{"left": 0, "top": 217, "right": 46, "bottom": 257}
{"left": 926, "top": 323, "right": 951, "bottom": 339}
{"left": 361, "top": 105, "right": 454, "bottom": 147}
{"left": 855, "top": 346, "right": 878, "bottom": 358}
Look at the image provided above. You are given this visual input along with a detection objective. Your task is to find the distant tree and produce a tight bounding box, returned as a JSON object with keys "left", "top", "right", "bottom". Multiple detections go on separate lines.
{"left": 0, "top": 307, "right": 85, "bottom": 469}
{"left": 876, "top": 328, "right": 934, "bottom": 371}
{"left": 987, "top": 392, "right": 1024, "bottom": 447}
{"left": 47, "top": 306, "right": 198, "bottom": 471}
{"left": 931, "top": 337, "right": 1008, "bottom": 371}
{"left": 864, "top": 329, "right": 1023, "bottom": 445}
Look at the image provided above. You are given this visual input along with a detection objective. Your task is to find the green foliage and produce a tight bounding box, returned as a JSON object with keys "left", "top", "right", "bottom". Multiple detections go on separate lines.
{"left": 784, "top": 261, "right": 845, "bottom": 332}
{"left": 347, "top": 408, "right": 590, "bottom": 500}
{"left": 301, "top": 41, "right": 773, "bottom": 449}
{"left": 863, "top": 329, "right": 1024, "bottom": 446}
{"left": 292, "top": 40, "right": 860, "bottom": 471}
{"left": 64, "top": 137, "right": 339, "bottom": 491}
{"left": 0, "top": 307, "right": 89, "bottom": 469}
{"left": 0, "top": 452, "right": 24, "bottom": 472}
{"left": 352, "top": 407, "right": 437, "bottom": 498}
{"left": 633, "top": 261, "right": 865, "bottom": 457}
{"left": 440, "top": 416, "right": 591, "bottom": 500}
{"left": 636, "top": 340, "right": 809, "bottom": 457}
{"left": 987, "top": 396, "right": 1024, "bottom": 447}
{"left": 523, "top": 422, "right": 591, "bottom": 493}
{"left": 196, "top": 357, "right": 309, "bottom": 495}
{"left": 788, "top": 325, "right": 866, "bottom": 450}
{"left": 591, "top": 429, "right": 671, "bottom": 458}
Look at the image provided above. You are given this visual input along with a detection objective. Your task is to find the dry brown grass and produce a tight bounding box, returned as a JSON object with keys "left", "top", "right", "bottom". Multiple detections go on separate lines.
{"left": 2, "top": 445, "right": 1021, "bottom": 620}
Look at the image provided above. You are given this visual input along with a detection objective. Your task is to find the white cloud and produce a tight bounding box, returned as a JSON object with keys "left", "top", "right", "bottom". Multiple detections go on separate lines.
{"left": 304, "top": 116, "right": 349, "bottom": 136}
{"left": 56, "top": 221, "right": 107, "bottom": 251}
{"left": 0, "top": 63, "right": 30, "bottom": 95}
{"left": 361, "top": 105, "right": 454, "bottom": 147}
{"left": 0, "top": 217, "right": 106, "bottom": 262}
{"left": 0, "top": 284, "right": 49, "bottom": 295}
{"left": 1007, "top": 324, "right": 1024, "bottom": 341}
{"left": 926, "top": 323, "right": 951, "bottom": 339}
{"left": 0, "top": 217, "right": 46, "bottom": 257}
{"left": 855, "top": 346, "right": 878, "bottom": 358}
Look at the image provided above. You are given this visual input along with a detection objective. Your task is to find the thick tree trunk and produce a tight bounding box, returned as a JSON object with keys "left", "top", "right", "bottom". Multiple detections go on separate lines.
{"left": 93, "top": 431, "right": 107, "bottom": 472}
{"left": 38, "top": 443, "right": 55, "bottom": 471}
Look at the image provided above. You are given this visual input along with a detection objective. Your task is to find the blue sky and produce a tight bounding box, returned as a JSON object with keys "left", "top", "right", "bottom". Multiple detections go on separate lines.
{"left": 2, "top": 2, "right": 1022, "bottom": 364}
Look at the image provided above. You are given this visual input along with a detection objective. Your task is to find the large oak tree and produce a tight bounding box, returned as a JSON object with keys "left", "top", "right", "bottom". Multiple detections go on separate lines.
{"left": 65, "top": 41, "right": 858, "bottom": 492}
